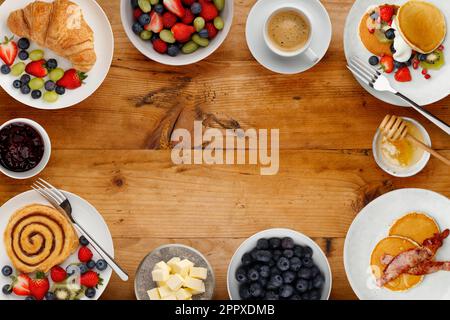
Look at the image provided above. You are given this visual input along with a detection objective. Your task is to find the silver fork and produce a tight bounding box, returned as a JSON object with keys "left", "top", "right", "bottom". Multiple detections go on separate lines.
{"left": 32, "top": 178, "right": 129, "bottom": 281}
{"left": 347, "top": 56, "right": 450, "bottom": 135}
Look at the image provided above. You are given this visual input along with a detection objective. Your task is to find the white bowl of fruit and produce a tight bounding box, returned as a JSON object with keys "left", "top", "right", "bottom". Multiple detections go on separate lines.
{"left": 121, "top": 0, "right": 233, "bottom": 66}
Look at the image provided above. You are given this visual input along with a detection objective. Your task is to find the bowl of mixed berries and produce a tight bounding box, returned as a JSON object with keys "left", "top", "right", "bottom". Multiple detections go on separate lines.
{"left": 121, "top": 0, "right": 233, "bottom": 65}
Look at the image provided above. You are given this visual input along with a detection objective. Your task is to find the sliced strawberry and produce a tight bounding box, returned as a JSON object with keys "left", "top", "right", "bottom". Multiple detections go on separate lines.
{"left": 78, "top": 246, "right": 93, "bottom": 262}
{"left": 152, "top": 39, "right": 168, "bottom": 54}
{"left": 56, "top": 69, "right": 87, "bottom": 89}
{"left": 379, "top": 5, "right": 394, "bottom": 23}
{"left": 205, "top": 22, "right": 218, "bottom": 39}
{"left": 380, "top": 55, "right": 394, "bottom": 74}
{"left": 394, "top": 67, "right": 412, "bottom": 82}
{"left": 50, "top": 266, "right": 67, "bottom": 283}
{"left": 199, "top": 0, "right": 218, "bottom": 21}
{"left": 12, "top": 274, "right": 30, "bottom": 296}
{"left": 182, "top": 9, "right": 195, "bottom": 25}
{"left": 29, "top": 272, "right": 49, "bottom": 301}
{"left": 80, "top": 271, "right": 102, "bottom": 288}
{"left": 146, "top": 11, "right": 163, "bottom": 33}
{"left": 162, "top": 11, "right": 177, "bottom": 29}
{"left": 171, "top": 23, "right": 195, "bottom": 43}
{"left": 0, "top": 36, "right": 18, "bottom": 66}
{"left": 25, "top": 59, "right": 48, "bottom": 77}
{"left": 163, "top": 0, "right": 185, "bottom": 18}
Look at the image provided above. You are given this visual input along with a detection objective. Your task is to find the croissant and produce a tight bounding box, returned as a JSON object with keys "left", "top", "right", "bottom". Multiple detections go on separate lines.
{"left": 7, "top": 0, "right": 96, "bottom": 72}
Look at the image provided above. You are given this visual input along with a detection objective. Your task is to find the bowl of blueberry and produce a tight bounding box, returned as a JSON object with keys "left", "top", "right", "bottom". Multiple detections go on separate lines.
{"left": 227, "top": 228, "right": 332, "bottom": 300}
{"left": 121, "top": 0, "right": 233, "bottom": 66}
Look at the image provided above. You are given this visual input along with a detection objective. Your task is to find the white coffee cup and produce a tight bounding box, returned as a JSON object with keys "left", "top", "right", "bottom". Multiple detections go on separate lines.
{"left": 263, "top": 6, "right": 318, "bottom": 61}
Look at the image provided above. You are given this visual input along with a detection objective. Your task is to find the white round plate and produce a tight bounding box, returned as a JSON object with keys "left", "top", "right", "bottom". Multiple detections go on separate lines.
{"left": 227, "top": 228, "right": 332, "bottom": 300}
{"left": 0, "top": 0, "right": 114, "bottom": 110}
{"left": 0, "top": 190, "right": 114, "bottom": 300}
{"left": 344, "top": 188, "right": 450, "bottom": 300}
{"left": 245, "top": 0, "right": 332, "bottom": 74}
{"left": 344, "top": 0, "right": 450, "bottom": 106}
{"left": 120, "top": 0, "right": 233, "bottom": 66}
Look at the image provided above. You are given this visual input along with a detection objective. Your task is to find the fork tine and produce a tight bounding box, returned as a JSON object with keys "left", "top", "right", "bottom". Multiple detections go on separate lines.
{"left": 353, "top": 56, "right": 381, "bottom": 77}
{"left": 347, "top": 65, "right": 373, "bottom": 87}
{"left": 37, "top": 178, "right": 65, "bottom": 202}
{"left": 34, "top": 180, "right": 64, "bottom": 204}
{"left": 350, "top": 59, "right": 378, "bottom": 82}
{"left": 31, "top": 185, "right": 61, "bottom": 206}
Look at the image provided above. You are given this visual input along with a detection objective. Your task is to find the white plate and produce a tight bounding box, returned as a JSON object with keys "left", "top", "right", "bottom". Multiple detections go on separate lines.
{"left": 227, "top": 228, "right": 332, "bottom": 300}
{"left": 0, "top": 190, "right": 114, "bottom": 300}
{"left": 120, "top": 0, "right": 233, "bottom": 66}
{"left": 344, "top": 0, "right": 450, "bottom": 106}
{"left": 344, "top": 188, "right": 450, "bottom": 300}
{"left": 245, "top": 0, "right": 332, "bottom": 74}
{"left": 0, "top": 0, "right": 114, "bottom": 110}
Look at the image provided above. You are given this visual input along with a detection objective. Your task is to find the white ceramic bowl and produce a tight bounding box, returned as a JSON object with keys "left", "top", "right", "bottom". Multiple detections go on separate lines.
{"left": 227, "top": 228, "right": 332, "bottom": 300}
{"left": 120, "top": 0, "right": 233, "bottom": 66}
{"left": 372, "top": 117, "right": 431, "bottom": 178}
{"left": 0, "top": 118, "right": 51, "bottom": 179}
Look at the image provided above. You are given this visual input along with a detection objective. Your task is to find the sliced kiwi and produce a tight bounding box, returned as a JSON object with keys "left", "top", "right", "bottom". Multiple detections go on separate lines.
{"left": 53, "top": 286, "right": 72, "bottom": 300}
{"left": 420, "top": 50, "right": 445, "bottom": 70}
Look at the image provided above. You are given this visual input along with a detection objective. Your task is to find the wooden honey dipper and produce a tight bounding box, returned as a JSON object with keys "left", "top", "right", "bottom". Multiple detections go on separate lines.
{"left": 379, "top": 115, "right": 450, "bottom": 166}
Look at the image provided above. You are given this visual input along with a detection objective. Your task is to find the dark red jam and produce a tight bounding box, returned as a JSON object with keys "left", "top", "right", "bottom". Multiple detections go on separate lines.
{"left": 0, "top": 122, "right": 44, "bottom": 172}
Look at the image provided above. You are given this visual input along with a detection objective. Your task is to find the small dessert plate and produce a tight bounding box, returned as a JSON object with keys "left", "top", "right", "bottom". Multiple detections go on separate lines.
{"left": 245, "top": 0, "right": 332, "bottom": 74}
{"left": 344, "top": 0, "right": 450, "bottom": 106}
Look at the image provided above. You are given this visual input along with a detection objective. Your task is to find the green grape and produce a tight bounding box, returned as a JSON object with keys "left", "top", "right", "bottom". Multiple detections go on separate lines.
{"left": 29, "top": 49, "right": 44, "bottom": 61}
{"left": 29, "top": 78, "right": 44, "bottom": 90}
{"left": 43, "top": 91, "right": 58, "bottom": 103}
{"left": 11, "top": 62, "right": 25, "bottom": 76}
{"left": 49, "top": 68, "right": 65, "bottom": 82}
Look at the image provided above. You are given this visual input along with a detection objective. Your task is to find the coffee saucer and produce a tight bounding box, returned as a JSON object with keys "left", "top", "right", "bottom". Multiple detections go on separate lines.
{"left": 245, "top": 0, "right": 332, "bottom": 74}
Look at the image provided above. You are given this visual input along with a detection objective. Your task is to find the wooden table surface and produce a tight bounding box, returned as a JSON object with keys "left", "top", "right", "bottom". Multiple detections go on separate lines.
{"left": 0, "top": 0, "right": 449, "bottom": 300}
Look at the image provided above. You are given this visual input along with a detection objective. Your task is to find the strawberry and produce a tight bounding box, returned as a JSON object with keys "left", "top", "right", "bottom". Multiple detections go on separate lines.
{"left": 78, "top": 246, "right": 93, "bottom": 262}
{"left": 162, "top": 11, "right": 177, "bottom": 29}
{"left": 380, "top": 55, "right": 394, "bottom": 73}
{"left": 182, "top": 9, "right": 195, "bottom": 25}
{"left": 379, "top": 5, "right": 394, "bottom": 23}
{"left": 199, "top": 0, "right": 218, "bottom": 21}
{"left": 152, "top": 39, "right": 168, "bottom": 54}
{"left": 56, "top": 69, "right": 87, "bottom": 89}
{"left": 163, "top": 0, "right": 185, "bottom": 18}
{"left": 80, "top": 271, "right": 103, "bottom": 288}
{"left": 171, "top": 23, "right": 195, "bottom": 43}
{"left": 0, "top": 36, "right": 18, "bottom": 66}
{"left": 12, "top": 274, "right": 30, "bottom": 296}
{"left": 25, "top": 59, "right": 48, "bottom": 77}
{"left": 181, "top": 0, "right": 195, "bottom": 5}
{"left": 205, "top": 22, "right": 218, "bottom": 39}
{"left": 29, "top": 272, "right": 49, "bottom": 300}
{"left": 133, "top": 8, "right": 143, "bottom": 20}
{"left": 50, "top": 266, "right": 67, "bottom": 283}
{"left": 146, "top": 11, "right": 163, "bottom": 33}
{"left": 394, "top": 67, "right": 412, "bottom": 82}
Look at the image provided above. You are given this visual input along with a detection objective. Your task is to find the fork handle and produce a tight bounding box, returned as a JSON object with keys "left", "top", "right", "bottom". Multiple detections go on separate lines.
{"left": 74, "top": 223, "right": 129, "bottom": 281}
{"left": 395, "top": 92, "right": 450, "bottom": 135}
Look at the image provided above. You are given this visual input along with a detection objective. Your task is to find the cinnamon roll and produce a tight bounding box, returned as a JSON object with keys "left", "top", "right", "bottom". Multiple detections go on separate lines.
{"left": 3, "top": 204, "right": 79, "bottom": 273}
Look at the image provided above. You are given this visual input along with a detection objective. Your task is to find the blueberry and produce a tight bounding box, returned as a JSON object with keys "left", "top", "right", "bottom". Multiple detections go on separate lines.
{"left": 258, "top": 277, "right": 267, "bottom": 288}
{"left": 255, "top": 250, "right": 272, "bottom": 263}
{"left": 18, "top": 38, "right": 30, "bottom": 50}
{"left": 264, "top": 291, "right": 279, "bottom": 300}
{"left": 130, "top": 0, "right": 139, "bottom": 9}
{"left": 295, "top": 279, "right": 309, "bottom": 293}
{"left": 167, "top": 44, "right": 180, "bottom": 57}
{"left": 45, "top": 292, "right": 56, "bottom": 300}
{"left": 418, "top": 54, "right": 427, "bottom": 61}
{"left": 368, "top": 56, "right": 379, "bottom": 66}
{"left": 1, "top": 265, "right": 13, "bottom": 277}
{"left": 272, "top": 250, "right": 282, "bottom": 261}
{"left": 293, "top": 245, "right": 304, "bottom": 258}
{"left": 256, "top": 238, "right": 269, "bottom": 250}
{"left": 289, "top": 257, "right": 302, "bottom": 272}
{"left": 281, "top": 237, "right": 294, "bottom": 249}
{"left": 1, "top": 64, "right": 11, "bottom": 74}
{"left": 235, "top": 267, "right": 248, "bottom": 283}
{"left": 247, "top": 268, "right": 259, "bottom": 282}
{"left": 283, "top": 249, "right": 294, "bottom": 258}
{"left": 270, "top": 266, "right": 281, "bottom": 276}
{"left": 302, "top": 257, "right": 314, "bottom": 268}
{"left": 241, "top": 253, "right": 253, "bottom": 266}
{"left": 249, "top": 282, "right": 263, "bottom": 298}
{"left": 267, "top": 275, "right": 283, "bottom": 289}
{"left": 258, "top": 265, "right": 270, "bottom": 278}
{"left": 191, "top": 2, "right": 202, "bottom": 15}
{"left": 394, "top": 61, "right": 405, "bottom": 69}
{"left": 151, "top": 33, "right": 159, "bottom": 42}
{"left": 45, "top": 80, "right": 56, "bottom": 91}
{"left": 290, "top": 294, "right": 302, "bottom": 300}
{"left": 46, "top": 59, "right": 58, "bottom": 70}
{"left": 87, "top": 260, "right": 96, "bottom": 269}
{"left": 269, "top": 238, "right": 281, "bottom": 249}
{"left": 13, "top": 80, "right": 22, "bottom": 89}
{"left": 2, "top": 284, "right": 12, "bottom": 295}
{"left": 20, "top": 74, "right": 31, "bottom": 84}
{"left": 276, "top": 257, "right": 290, "bottom": 271}
{"left": 303, "top": 246, "right": 313, "bottom": 258}
{"left": 390, "top": 43, "right": 396, "bottom": 54}
{"left": 311, "top": 266, "right": 320, "bottom": 277}
{"left": 25, "top": 296, "right": 36, "bottom": 300}
{"left": 18, "top": 50, "right": 29, "bottom": 60}
{"left": 298, "top": 267, "right": 313, "bottom": 280}
{"left": 79, "top": 264, "right": 88, "bottom": 274}
{"left": 31, "top": 90, "right": 42, "bottom": 99}
{"left": 96, "top": 259, "right": 108, "bottom": 271}
{"left": 239, "top": 284, "right": 251, "bottom": 300}
{"left": 282, "top": 271, "right": 296, "bottom": 284}
{"left": 85, "top": 287, "right": 96, "bottom": 299}
{"left": 132, "top": 22, "right": 144, "bottom": 35}
{"left": 198, "top": 29, "right": 209, "bottom": 38}
{"left": 79, "top": 236, "right": 89, "bottom": 246}
{"left": 301, "top": 292, "right": 310, "bottom": 300}
{"left": 56, "top": 86, "right": 66, "bottom": 95}
{"left": 154, "top": 4, "right": 164, "bottom": 14}
{"left": 309, "top": 289, "right": 321, "bottom": 300}
{"left": 268, "top": 260, "right": 275, "bottom": 267}
{"left": 385, "top": 28, "right": 395, "bottom": 40}
{"left": 313, "top": 274, "right": 325, "bottom": 289}
{"left": 138, "top": 13, "right": 150, "bottom": 26}
{"left": 370, "top": 12, "right": 379, "bottom": 20}
{"left": 20, "top": 84, "right": 31, "bottom": 95}
{"left": 279, "top": 284, "right": 294, "bottom": 298}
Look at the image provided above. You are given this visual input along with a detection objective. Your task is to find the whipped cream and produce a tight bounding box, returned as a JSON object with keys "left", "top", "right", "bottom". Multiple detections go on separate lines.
{"left": 392, "top": 19, "right": 413, "bottom": 63}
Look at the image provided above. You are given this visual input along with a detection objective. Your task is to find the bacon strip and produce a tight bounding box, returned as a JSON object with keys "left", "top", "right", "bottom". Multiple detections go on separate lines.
{"left": 408, "top": 261, "right": 450, "bottom": 275}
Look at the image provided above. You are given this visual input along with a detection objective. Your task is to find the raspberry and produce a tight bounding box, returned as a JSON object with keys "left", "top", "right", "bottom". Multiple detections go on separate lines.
{"left": 153, "top": 39, "right": 168, "bottom": 54}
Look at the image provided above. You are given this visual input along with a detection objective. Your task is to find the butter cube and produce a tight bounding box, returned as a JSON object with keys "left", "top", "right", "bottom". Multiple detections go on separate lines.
{"left": 147, "top": 288, "right": 160, "bottom": 300}
{"left": 190, "top": 267, "right": 208, "bottom": 280}
{"left": 175, "top": 288, "right": 192, "bottom": 301}
{"left": 162, "top": 294, "right": 177, "bottom": 300}
{"left": 166, "top": 274, "right": 185, "bottom": 291}
{"left": 157, "top": 285, "right": 173, "bottom": 298}
{"left": 172, "top": 259, "right": 194, "bottom": 277}
{"left": 167, "top": 257, "right": 181, "bottom": 271}
{"left": 152, "top": 268, "right": 169, "bottom": 282}
{"left": 184, "top": 276, "right": 204, "bottom": 292}
{"left": 186, "top": 281, "right": 206, "bottom": 295}
{"left": 154, "top": 261, "right": 171, "bottom": 273}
